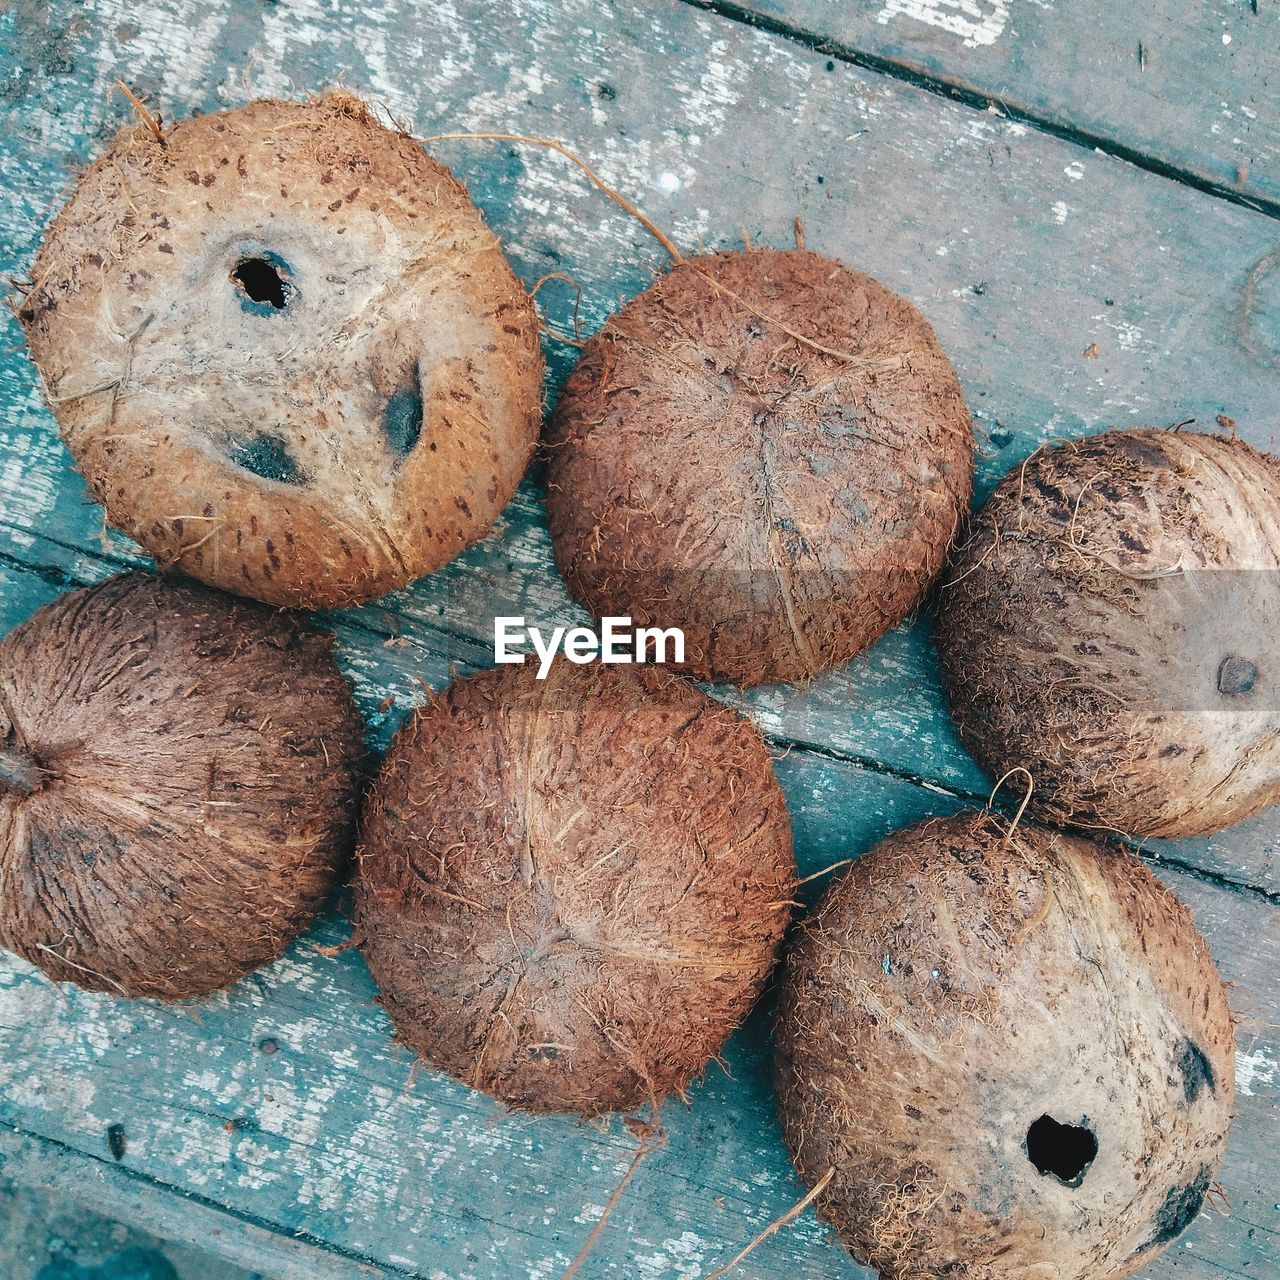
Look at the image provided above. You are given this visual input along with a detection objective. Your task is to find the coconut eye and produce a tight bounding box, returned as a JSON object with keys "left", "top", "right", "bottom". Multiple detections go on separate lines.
{"left": 1026, "top": 1114, "right": 1098, "bottom": 1187}
{"left": 231, "top": 255, "right": 293, "bottom": 312}
{"left": 383, "top": 365, "right": 423, "bottom": 459}
{"left": 228, "top": 433, "right": 306, "bottom": 485}
{"left": 1217, "top": 655, "right": 1258, "bottom": 696}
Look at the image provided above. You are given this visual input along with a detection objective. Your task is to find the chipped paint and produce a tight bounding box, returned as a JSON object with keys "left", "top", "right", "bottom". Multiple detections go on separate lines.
{"left": 875, "top": 0, "right": 1011, "bottom": 48}
{"left": 1236, "top": 1045, "right": 1277, "bottom": 1097}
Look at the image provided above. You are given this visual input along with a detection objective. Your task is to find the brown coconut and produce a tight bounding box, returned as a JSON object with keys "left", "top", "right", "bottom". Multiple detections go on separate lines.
{"left": 775, "top": 810, "right": 1235, "bottom": 1280}
{"left": 0, "top": 573, "right": 363, "bottom": 998}
{"left": 546, "top": 249, "right": 973, "bottom": 686}
{"left": 16, "top": 92, "right": 542, "bottom": 608}
{"left": 936, "top": 429, "right": 1280, "bottom": 838}
{"left": 354, "top": 660, "right": 795, "bottom": 1114}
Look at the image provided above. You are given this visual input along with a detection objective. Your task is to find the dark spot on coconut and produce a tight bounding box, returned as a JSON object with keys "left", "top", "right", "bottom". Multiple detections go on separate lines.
{"left": 1218, "top": 655, "right": 1257, "bottom": 695}
{"left": 1025, "top": 1114, "right": 1097, "bottom": 1186}
{"left": 106, "top": 1123, "right": 126, "bottom": 1161}
{"left": 231, "top": 253, "right": 293, "bottom": 312}
{"left": 1138, "top": 1165, "right": 1213, "bottom": 1251}
{"left": 1113, "top": 434, "right": 1171, "bottom": 469}
{"left": 384, "top": 365, "right": 423, "bottom": 459}
{"left": 1175, "top": 1038, "right": 1216, "bottom": 1102}
{"left": 228, "top": 434, "right": 305, "bottom": 486}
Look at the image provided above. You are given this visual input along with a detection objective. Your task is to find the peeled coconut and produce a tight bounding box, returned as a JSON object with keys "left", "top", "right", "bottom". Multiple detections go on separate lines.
{"left": 546, "top": 248, "right": 973, "bottom": 686}
{"left": 0, "top": 573, "right": 363, "bottom": 998}
{"left": 775, "top": 810, "right": 1235, "bottom": 1280}
{"left": 936, "top": 429, "right": 1280, "bottom": 837}
{"left": 16, "top": 92, "right": 542, "bottom": 608}
{"left": 354, "top": 660, "right": 795, "bottom": 1114}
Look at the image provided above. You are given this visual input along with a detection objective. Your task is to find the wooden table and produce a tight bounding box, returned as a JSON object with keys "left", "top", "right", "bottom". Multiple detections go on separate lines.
{"left": 1, "top": 2, "right": 1276, "bottom": 1277}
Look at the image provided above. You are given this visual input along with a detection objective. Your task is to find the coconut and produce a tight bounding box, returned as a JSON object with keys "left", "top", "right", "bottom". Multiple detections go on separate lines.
{"left": 936, "top": 429, "right": 1280, "bottom": 837}
{"left": 16, "top": 92, "right": 543, "bottom": 609}
{"left": 545, "top": 248, "right": 973, "bottom": 686}
{"left": 0, "top": 573, "right": 363, "bottom": 999}
{"left": 354, "top": 660, "right": 795, "bottom": 1114}
{"left": 775, "top": 810, "right": 1235, "bottom": 1280}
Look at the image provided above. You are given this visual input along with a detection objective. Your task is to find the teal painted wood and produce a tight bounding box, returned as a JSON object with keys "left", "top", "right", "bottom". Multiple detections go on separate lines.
{"left": 731, "top": 0, "right": 1280, "bottom": 212}
{"left": 0, "top": 0, "right": 1277, "bottom": 1276}
{"left": 2, "top": 553, "right": 1278, "bottom": 1280}
{"left": 2, "top": 0, "right": 1280, "bottom": 890}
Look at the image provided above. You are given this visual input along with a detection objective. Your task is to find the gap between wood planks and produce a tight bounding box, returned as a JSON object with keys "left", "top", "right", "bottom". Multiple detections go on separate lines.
{"left": 0, "top": 1129, "right": 415, "bottom": 1280}
{"left": 2, "top": 526, "right": 1276, "bottom": 909}
{"left": 680, "top": 0, "right": 1280, "bottom": 224}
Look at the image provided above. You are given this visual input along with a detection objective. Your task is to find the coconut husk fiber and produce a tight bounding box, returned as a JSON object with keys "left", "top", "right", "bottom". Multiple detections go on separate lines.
{"left": 547, "top": 248, "right": 974, "bottom": 687}
{"left": 16, "top": 91, "right": 543, "bottom": 608}
{"left": 355, "top": 660, "right": 796, "bottom": 1115}
{"left": 0, "top": 573, "right": 363, "bottom": 999}
{"left": 937, "top": 428, "right": 1280, "bottom": 837}
{"left": 775, "top": 810, "right": 1235, "bottom": 1280}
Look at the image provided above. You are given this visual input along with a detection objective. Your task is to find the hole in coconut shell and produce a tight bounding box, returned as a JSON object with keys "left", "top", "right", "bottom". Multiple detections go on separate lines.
{"left": 383, "top": 364, "right": 423, "bottom": 459}
{"left": 228, "top": 433, "right": 306, "bottom": 485}
{"left": 232, "top": 254, "right": 291, "bottom": 311}
{"left": 1218, "top": 655, "right": 1258, "bottom": 696}
{"left": 1026, "top": 1114, "right": 1097, "bottom": 1186}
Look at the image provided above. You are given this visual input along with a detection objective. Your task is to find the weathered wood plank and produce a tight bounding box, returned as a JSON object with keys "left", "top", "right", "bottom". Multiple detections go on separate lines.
{"left": 0, "top": 558, "right": 1276, "bottom": 1280}
{"left": 726, "top": 0, "right": 1280, "bottom": 211}
{"left": 0, "top": 1131, "right": 393, "bottom": 1280}
{"left": 0, "top": 1, "right": 1278, "bottom": 1272}
{"left": 4, "top": 0, "right": 1280, "bottom": 894}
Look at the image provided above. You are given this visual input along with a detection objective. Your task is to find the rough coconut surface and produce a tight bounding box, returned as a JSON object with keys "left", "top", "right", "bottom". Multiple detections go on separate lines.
{"left": 775, "top": 811, "right": 1235, "bottom": 1280}
{"left": 546, "top": 249, "right": 973, "bottom": 686}
{"left": 936, "top": 429, "right": 1280, "bottom": 838}
{"left": 17, "top": 92, "right": 543, "bottom": 608}
{"left": 0, "top": 573, "right": 363, "bottom": 999}
{"left": 354, "top": 660, "right": 795, "bottom": 1115}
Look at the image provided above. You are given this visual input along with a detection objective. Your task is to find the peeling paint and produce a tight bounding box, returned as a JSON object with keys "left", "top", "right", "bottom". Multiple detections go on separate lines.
{"left": 875, "top": 0, "right": 1011, "bottom": 48}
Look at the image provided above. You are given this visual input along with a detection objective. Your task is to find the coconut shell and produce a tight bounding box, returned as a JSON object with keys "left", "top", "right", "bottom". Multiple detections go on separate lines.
{"left": 546, "top": 249, "right": 973, "bottom": 686}
{"left": 16, "top": 92, "right": 542, "bottom": 608}
{"left": 0, "top": 573, "right": 363, "bottom": 999}
{"left": 936, "top": 429, "right": 1280, "bottom": 837}
{"left": 775, "top": 810, "right": 1235, "bottom": 1280}
{"left": 354, "top": 660, "right": 795, "bottom": 1114}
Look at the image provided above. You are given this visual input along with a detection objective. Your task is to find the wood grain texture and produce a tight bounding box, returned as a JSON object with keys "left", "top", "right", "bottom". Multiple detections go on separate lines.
{"left": 2, "top": 0, "right": 1278, "bottom": 890}
{"left": 0, "top": 0, "right": 1277, "bottom": 1275}
{"left": 2, "top": 550, "right": 1277, "bottom": 1280}
{"left": 730, "top": 0, "right": 1280, "bottom": 211}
